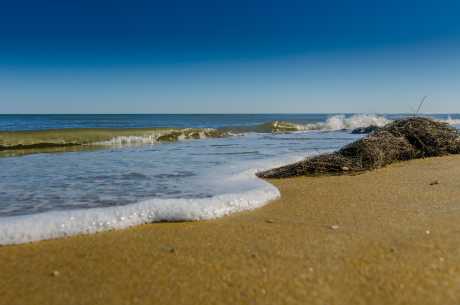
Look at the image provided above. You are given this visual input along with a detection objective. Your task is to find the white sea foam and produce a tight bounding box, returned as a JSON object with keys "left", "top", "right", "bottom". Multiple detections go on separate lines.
{"left": 94, "top": 128, "right": 222, "bottom": 146}
{"left": 290, "top": 114, "right": 459, "bottom": 131}
{"left": 0, "top": 175, "right": 275, "bottom": 245}
{"left": 301, "top": 114, "right": 391, "bottom": 131}
{"left": 0, "top": 154, "right": 308, "bottom": 245}
{"left": 97, "top": 135, "right": 160, "bottom": 145}
{"left": 0, "top": 184, "right": 278, "bottom": 245}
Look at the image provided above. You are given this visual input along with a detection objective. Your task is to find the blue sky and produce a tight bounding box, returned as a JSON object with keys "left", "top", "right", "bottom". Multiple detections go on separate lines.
{"left": 1, "top": 0, "right": 460, "bottom": 113}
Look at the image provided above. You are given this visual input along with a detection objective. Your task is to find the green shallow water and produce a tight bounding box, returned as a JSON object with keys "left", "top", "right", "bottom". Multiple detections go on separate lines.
{"left": 0, "top": 121, "right": 309, "bottom": 156}
{"left": 0, "top": 127, "right": 228, "bottom": 151}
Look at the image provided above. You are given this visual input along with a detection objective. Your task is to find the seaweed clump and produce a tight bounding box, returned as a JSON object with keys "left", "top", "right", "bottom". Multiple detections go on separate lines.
{"left": 351, "top": 125, "right": 381, "bottom": 134}
{"left": 257, "top": 117, "right": 460, "bottom": 178}
{"left": 156, "top": 129, "right": 228, "bottom": 142}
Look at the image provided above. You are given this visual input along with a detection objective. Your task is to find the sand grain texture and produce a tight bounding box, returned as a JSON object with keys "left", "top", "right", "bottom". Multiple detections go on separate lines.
{"left": 2, "top": 156, "right": 460, "bottom": 305}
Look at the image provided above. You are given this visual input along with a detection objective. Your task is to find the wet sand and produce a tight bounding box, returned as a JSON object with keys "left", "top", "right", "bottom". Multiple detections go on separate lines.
{"left": 2, "top": 155, "right": 460, "bottom": 305}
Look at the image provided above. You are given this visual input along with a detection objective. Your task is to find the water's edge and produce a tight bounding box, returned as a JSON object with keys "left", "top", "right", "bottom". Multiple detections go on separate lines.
{"left": 0, "top": 170, "right": 281, "bottom": 245}
{"left": 1, "top": 114, "right": 458, "bottom": 245}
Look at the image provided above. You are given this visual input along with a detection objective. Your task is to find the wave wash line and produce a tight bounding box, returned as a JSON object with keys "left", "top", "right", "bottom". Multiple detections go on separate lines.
{"left": 0, "top": 175, "right": 279, "bottom": 245}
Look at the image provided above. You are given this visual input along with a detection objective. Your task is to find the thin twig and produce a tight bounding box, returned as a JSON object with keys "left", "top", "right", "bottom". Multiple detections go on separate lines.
{"left": 415, "top": 96, "right": 428, "bottom": 115}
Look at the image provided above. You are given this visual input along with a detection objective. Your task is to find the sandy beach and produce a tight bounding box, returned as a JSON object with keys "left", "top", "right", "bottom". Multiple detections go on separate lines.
{"left": 2, "top": 155, "right": 460, "bottom": 305}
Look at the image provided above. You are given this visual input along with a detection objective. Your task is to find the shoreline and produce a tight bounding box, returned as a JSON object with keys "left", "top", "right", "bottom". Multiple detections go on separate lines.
{"left": 0, "top": 167, "right": 282, "bottom": 245}
{"left": 2, "top": 155, "right": 460, "bottom": 304}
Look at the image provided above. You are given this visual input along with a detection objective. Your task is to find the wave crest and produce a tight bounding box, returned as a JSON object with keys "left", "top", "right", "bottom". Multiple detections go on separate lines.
{"left": 318, "top": 114, "right": 391, "bottom": 130}
{"left": 96, "top": 128, "right": 226, "bottom": 145}
{"left": 254, "top": 115, "right": 391, "bottom": 133}
{"left": 0, "top": 128, "right": 229, "bottom": 151}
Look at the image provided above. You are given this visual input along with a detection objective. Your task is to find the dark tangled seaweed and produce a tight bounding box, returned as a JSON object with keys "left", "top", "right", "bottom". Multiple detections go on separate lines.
{"left": 257, "top": 117, "right": 460, "bottom": 178}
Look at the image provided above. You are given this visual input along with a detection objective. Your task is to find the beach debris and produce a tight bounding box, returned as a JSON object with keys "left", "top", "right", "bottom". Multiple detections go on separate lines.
{"left": 426, "top": 230, "right": 431, "bottom": 235}
{"left": 351, "top": 125, "right": 381, "bottom": 134}
{"left": 341, "top": 166, "right": 350, "bottom": 171}
{"left": 430, "top": 180, "right": 440, "bottom": 186}
{"left": 257, "top": 117, "right": 460, "bottom": 178}
{"left": 269, "top": 121, "right": 304, "bottom": 133}
{"left": 265, "top": 219, "right": 275, "bottom": 223}
{"left": 330, "top": 225, "right": 340, "bottom": 230}
{"left": 51, "top": 270, "right": 60, "bottom": 277}
{"left": 161, "top": 245, "right": 176, "bottom": 253}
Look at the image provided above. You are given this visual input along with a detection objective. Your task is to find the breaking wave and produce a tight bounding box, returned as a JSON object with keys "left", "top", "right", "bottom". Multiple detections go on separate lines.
{"left": 247, "top": 114, "right": 391, "bottom": 133}
{"left": 312, "top": 114, "right": 391, "bottom": 130}
{"left": 250, "top": 114, "right": 460, "bottom": 133}
{"left": 0, "top": 128, "right": 228, "bottom": 151}
{"left": 95, "top": 129, "right": 225, "bottom": 145}
{"left": 1, "top": 114, "right": 457, "bottom": 154}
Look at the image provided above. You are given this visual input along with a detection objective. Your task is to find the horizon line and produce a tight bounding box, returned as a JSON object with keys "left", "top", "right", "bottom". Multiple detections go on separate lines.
{"left": 0, "top": 112, "right": 458, "bottom": 116}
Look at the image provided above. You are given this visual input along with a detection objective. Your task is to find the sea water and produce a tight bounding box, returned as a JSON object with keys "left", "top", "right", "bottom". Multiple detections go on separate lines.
{"left": 0, "top": 114, "right": 459, "bottom": 244}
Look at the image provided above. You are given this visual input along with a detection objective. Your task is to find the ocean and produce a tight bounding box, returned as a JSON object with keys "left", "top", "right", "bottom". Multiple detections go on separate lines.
{"left": 1, "top": 113, "right": 459, "bottom": 244}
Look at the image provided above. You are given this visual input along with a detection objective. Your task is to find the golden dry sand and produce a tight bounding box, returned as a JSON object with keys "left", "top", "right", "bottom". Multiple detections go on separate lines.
{"left": 2, "top": 156, "right": 460, "bottom": 305}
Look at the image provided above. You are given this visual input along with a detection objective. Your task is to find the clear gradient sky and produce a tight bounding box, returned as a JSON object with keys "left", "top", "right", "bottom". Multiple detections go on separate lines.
{"left": 1, "top": 0, "right": 460, "bottom": 113}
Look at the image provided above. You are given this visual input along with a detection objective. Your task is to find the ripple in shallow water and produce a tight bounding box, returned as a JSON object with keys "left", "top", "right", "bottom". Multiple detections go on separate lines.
{"left": 0, "top": 131, "right": 359, "bottom": 218}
